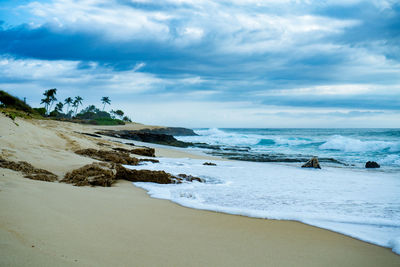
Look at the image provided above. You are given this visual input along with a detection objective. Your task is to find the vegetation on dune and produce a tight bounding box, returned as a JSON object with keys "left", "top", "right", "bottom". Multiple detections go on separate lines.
{"left": 0, "top": 90, "right": 44, "bottom": 122}
{"left": 0, "top": 90, "right": 34, "bottom": 113}
{"left": 0, "top": 89, "right": 133, "bottom": 125}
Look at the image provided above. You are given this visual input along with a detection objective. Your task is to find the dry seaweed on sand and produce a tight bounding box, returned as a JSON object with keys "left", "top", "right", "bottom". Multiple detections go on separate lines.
{"left": 75, "top": 148, "right": 139, "bottom": 165}
{"left": 0, "top": 157, "right": 58, "bottom": 182}
{"left": 115, "top": 165, "right": 204, "bottom": 184}
{"left": 62, "top": 162, "right": 204, "bottom": 187}
{"left": 112, "top": 147, "right": 156, "bottom": 157}
{"left": 61, "top": 162, "right": 117, "bottom": 187}
{"left": 130, "top": 147, "right": 155, "bottom": 157}
{"left": 115, "top": 165, "right": 176, "bottom": 184}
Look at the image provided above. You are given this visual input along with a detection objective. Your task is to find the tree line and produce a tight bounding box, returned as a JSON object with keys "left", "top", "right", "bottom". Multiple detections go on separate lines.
{"left": 39, "top": 88, "right": 131, "bottom": 122}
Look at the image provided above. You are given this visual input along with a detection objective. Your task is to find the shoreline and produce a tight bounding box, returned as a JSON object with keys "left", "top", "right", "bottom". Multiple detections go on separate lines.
{"left": 1, "top": 115, "right": 399, "bottom": 266}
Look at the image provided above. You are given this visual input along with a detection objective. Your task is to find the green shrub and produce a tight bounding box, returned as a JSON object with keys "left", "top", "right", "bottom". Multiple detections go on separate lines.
{"left": 33, "top": 107, "right": 47, "bottom": 116}
{"left": 91, "top": 118, "right": 125, "bottom": 125}
{"left": 0, "top": 90, "right": 34, "bottom": 113}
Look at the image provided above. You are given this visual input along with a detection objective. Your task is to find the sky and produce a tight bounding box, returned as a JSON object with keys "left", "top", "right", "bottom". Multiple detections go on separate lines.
{"left": 0, "top": 0, "right": 399, "bottom": 128}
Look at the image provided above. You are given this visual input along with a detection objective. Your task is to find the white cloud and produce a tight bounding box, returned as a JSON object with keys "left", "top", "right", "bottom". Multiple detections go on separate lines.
{"left": 260, "top": 84, "right": 400, "bottom": 97}
{"left": 22, "top": 0, "right": 360, "bottom": 53}
{"left": 132, "top": 62, "right": 146, "bottom": 72}
{"left": 26, "top": 0, "right": 172, "bottom": 42}
{"left": 0, "top": 56, "right": 206, "bottom": 98}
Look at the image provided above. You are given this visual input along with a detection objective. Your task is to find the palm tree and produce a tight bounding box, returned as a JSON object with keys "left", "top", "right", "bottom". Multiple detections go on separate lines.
{"left": 41, "top": 88, "right": 57, "bottom": 115}
{"left": 64, "top": 97, "right": 73, "bottom": 114}
{"left": 40, "top": 97, "right": 51, "bottom": 114}
{"left": 101, "top": 96, "right": 111, "bottom": 111}
{"left": 73, "top": 96, "right": 83, "bottom": 116}
{"left": 44, "top": 88, "right": 57, "bottom": 113}
{"left": 55, "top": 102, "right": 64, "bottom": 113}
{"left": 111, "top": 109, "right": 124, "bottom": 119}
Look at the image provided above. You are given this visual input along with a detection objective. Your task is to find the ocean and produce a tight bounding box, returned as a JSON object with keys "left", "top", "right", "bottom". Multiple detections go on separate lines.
{"left": 178, "top": 128, "right": 400, "bottom": 170}
{"left": 126, "top": 128, "right": 400, "bottom": 254}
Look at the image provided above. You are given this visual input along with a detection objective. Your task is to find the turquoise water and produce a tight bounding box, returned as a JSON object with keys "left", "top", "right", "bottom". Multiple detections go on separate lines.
{"left": 177, "top": 128, "right": 400, "bottom": 170}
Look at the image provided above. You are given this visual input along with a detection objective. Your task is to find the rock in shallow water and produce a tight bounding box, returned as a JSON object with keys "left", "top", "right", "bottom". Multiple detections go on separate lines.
{"left": 365, "top": 161, "right": 380, "bottom": 168}
{"left": 301, "top": 157, "right": 321, "bottom": 169}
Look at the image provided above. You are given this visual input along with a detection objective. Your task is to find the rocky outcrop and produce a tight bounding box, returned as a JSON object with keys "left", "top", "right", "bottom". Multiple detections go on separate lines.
{"left": 60, "top": 159, "right": 204, "bottom": 187}
{"left": 0, "top": 157, "right": 57, "bottom": 182}
{"left": 176, "top": 174, "right": 204, "bottom": 183}
{"left": 139, "top": 159, "right": 160, "bottom": 164}
{"left": 112, "top": 147, "right": 156, "bottom": 157}
{"left": 75, "top": 132, "right": 102, "bottom": 138}
{"left": 75, "top": 148, "right": 139, "bottom": 165}
{"left": 96, "top": 130, "right": 190, "bottom": 148}
{"left": 203, "top": 162, "right": 217, "bottom": 166}
{"left": 115, "top": 165, "right": 204, "bottom": 184}
{"left": 115, "top": 166, "right": 176, "bottom": 184}
{"left": 131, "top": 147, "right": 155, "bottom": 157}
{"left": 301, "top": 157, "right": 321, "bottom": 169}
{"left": 61, "top": 162, "right": 117, "bottom": 186}
{"left": 138, "top": 127, "right": 198, "bottom": 136}
{"left": 365, "top": 161, "right": 380, "bottom": 168}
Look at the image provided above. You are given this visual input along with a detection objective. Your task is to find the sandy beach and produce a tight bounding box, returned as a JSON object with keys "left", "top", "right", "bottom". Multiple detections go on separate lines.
{"left": 1, "top": 114, "right": 399, "bottom": 266}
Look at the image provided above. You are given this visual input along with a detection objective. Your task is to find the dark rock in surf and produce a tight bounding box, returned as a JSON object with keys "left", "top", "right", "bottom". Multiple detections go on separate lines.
{"left": 203, "top": 162, "right": 217, "bottom": 166}
{"left": 365, "top": 161, "right": 380, "bottom": 168}
{"left": 176, "top": 174, "right": 204, "bottom": 183}
{"left": 139, "top": 158, "right": 160, "bottom": 164}
{"left": 301, "top": 157, "right": 321, "bottom": 169}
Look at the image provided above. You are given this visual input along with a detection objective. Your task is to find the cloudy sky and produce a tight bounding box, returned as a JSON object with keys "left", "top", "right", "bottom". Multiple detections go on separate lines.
{"left": 0, "top": 0, "right": 399, "bottom": 127}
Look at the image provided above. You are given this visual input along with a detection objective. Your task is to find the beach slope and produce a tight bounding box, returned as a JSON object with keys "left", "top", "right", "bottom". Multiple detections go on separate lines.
{"left": 0, "top": 115, "right": 399, "bottom": 266}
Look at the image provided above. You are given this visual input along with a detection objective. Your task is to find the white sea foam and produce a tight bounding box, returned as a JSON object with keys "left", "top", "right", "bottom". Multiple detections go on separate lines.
{"left": 319, "top": 135, "right": 398, "bottom": 153}
{"left": 180, "top": 129, "right": 313, "bottom": 147}
{"left": 178, "top": 128, "right": 262, "bottom": 147}
{"left": 381, "top": 154, "right": 400, "bottom": 166}
{"left": 273, "top": 137, "right": 313, "bottom": 146}
{"left": 389, "top": 238, "right": 400, "bottom": 254}
{"left": 127, "top": 158, "right": 400, "bottom": 254}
